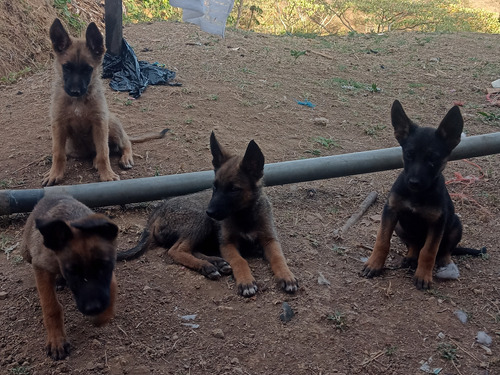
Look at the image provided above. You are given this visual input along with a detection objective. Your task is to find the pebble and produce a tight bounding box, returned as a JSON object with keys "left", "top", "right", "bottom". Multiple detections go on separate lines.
{"left": 313, "top": 117, "right": 329, "bottom": 126}
{"left": 0, "top": 291, "right": 8, "bottom": 300}
{"left": 476, "top": 331, "right": 492, "bottom": 346}
{"left": 317, "top": 272, "right": 331, "bottom": 286}
{"left": 435, "top": 262, "right": 459, "bottom": 279}
{"left": 212, "top": 328, "right": 225, "bottom": 339}
{"left": 454, "top": 310, "right": 468, "bottom": 324}
{"left": 280, "top": 302, "right": 295, "bottom": 323}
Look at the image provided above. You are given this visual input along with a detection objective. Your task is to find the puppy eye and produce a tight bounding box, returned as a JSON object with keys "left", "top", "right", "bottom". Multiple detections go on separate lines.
{"left": 82, "top": 65, "right": 93, "bottom": 75}
{"left": 230, "top": 185, "right": 242, "bottom": 192}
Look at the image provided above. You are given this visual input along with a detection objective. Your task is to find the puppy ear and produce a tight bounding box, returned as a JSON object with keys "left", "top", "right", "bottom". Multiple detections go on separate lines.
{"left": 391, "top": 100, "right": 417, "bottom": 145}
{"left": 71, "top": 214, "right": 118, "bottom": 241}
{"left": 49, "top": 18, "right": 72, "bottom": 54}
{"left": 35, "top": 218, "right": 73, "bottom": 251}
{"left": 210, "top": 132, "right": 231, "bottom": 171}
{"left": 241, "top": 140, "right": 264, "bottom": 181}
{"left": 436, "top": 106, "right": 463, "bottom": 152}
{"left": 85, "top": 22, "right": 105, "bottom": 57}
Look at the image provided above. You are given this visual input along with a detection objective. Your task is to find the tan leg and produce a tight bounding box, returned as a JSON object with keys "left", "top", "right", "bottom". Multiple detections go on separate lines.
{"left": 414, "top": 228, "right": 443, "bottom": 290}
{"left": 92, "top": 120, "right": 119, "bottom": 182}
{"left": 42, "top": 120, "right": 67, "bottom": 186}
{"left": 34, "top": 268, "right": 70, "bottom": 360}
{"left": 362, "top": 204, "right": 398, "bottom": 277}
{"left": 168, "top": 239, "right": 222, "bottom": 279}
{"left": 263, "top": 239, "right": 298, "bottom": 293}
{"left": 109, "top": 115, "right": 133, "bottom": 169}
{"left": 220, "top": 243, "right": 257, "bottom": 297}
{"left": 93, "top": 271, "right": 117, "bottom": 326}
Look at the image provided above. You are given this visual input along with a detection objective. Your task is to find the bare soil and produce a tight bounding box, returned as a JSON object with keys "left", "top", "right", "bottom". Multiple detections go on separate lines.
{"left": 1, "top": 19, "right": 500, "bottom": 375}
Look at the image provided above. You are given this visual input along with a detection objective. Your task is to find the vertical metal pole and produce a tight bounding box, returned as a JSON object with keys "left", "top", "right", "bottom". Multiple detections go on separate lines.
{"left": 105, "top": 0, "right": 123, "bottom": 55}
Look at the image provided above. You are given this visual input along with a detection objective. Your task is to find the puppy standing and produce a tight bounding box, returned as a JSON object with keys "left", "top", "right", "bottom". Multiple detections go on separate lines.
{"left": 43, "top": 18, "right": 134, "bottom": 186}
{"left": 362, "top": 100, "right": 484, "bottom": 289}
{"left": 118, "top": 132, "right": 299, "bottom": 297}
{"left": 21, "top": 194, "right": 118, "bottom": 360}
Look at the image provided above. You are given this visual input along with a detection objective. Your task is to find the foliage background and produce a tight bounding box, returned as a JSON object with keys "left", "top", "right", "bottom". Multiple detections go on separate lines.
{"left": 123, "top": 0, "right": 500, "bottom": 35}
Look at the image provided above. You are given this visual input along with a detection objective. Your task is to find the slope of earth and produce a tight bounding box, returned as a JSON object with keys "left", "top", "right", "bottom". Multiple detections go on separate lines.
{"left": 0, "top": 21, "right": 499, "bottom": 375}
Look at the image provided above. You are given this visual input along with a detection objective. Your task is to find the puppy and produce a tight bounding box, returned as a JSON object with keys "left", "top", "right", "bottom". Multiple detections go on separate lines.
{"left": 362, "top": 100, "right": 485, "bottom": 289}
{"left": 118, "top": 132, "right": 299, "bottom": 297}
{"left": 43, "top": 18, "right": 134, "bottom": 186}
{"left": 21, "top": 194, "right": 118, "bottom": 359}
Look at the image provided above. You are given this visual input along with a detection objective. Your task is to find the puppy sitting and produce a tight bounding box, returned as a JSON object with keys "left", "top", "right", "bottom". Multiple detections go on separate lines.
{"left": 43, "top": 18, "right": 134, "bottom": 186}
{"left": 362, "top": 100, "right": 484, "bottom": 289}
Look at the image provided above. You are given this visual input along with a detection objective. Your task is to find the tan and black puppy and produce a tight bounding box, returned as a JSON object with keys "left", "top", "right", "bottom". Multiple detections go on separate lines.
{"left": 42, "top": 18, "right": 134, "bottom": 186}
{"left": 362, "top": 100, "right": 485, "bottom": 289}
{"left": 21, "top": 194, "right": 118, "bottom": 360}
{"left": 118, "top": 132, "right": 299, "bottom": 297}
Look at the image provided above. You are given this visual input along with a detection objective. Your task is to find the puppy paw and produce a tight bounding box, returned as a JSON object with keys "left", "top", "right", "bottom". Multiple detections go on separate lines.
{"left": 46, "top": 337, "right": 70, "bottom": 361}
{"left": 201, "top": 264, "right": 222, "bottom": 280}
{"left": 119, "top": 154, "right": 134, "bottom": 169}
{"left": 42, "top": 169, "right": 64, "bottom": 186}
{"left": 278, "top": 276, "right": 299, "bottom": 294}
{"left": 413, "top": 268, "right": 433, "bottom": 290}
{"left": 361, "top": 264, "right": 383, "bottom": 278}
{"left": 401, "top": 257, "right": 418, "bottom": 270}
{"left": 99, "top": 170, "right": 120, "bottom": 182}
{"left": 209, "top": 258, "right": 232, "bottom": 275}
{"left": 238, "top": 281, "right": 258, "bottom": 297}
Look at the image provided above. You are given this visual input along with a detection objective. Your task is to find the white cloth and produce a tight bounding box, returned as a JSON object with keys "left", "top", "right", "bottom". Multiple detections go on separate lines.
{"left": 170, "top": 0, "right": 235, "bottom": 37}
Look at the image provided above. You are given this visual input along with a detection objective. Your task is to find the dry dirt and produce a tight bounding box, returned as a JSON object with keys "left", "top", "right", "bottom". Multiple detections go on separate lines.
{"left": 1, "top": 19, "right": 500, "bottom": 375}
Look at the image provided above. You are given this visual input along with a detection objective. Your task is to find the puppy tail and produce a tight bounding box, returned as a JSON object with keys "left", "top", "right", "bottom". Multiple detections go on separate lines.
{"left": 116, "top": 229, "right": 152, "bottom": 261}
{"left": 452, "top": 246, "right": 487, "bottom": 257}
{"left": 129, "top": 128, "right": 169, "bottom": 144}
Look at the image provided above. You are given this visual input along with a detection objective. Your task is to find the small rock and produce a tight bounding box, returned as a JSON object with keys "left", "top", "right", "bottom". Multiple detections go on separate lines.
{"left": 437, "top": 332, "right": 445, "bottom": 339}
{"left": 280, "top": 302, "right": 295, "bottom": 323}
{"left": 492, "top": 79, "right": 500, "bottom": 88}
{"left": 454, "top": 310, "right": 468, "bottom": 324}
{"left": 476, "top": 331, "right": 492, "bottom": 346}
{"left": 317, "top": 272, "right": 331, "bottom": 286}
{"left": 212, "top": 328, "right": 225, "bottom": 339}
{"left": 429, "top": 57, "right": 440, "bottom": 63}
{"left": 313, "top": 117, "right": 329, "bottom": 126}
{"left": 0, "top": 291, "right": 8, "bottom": 300}
{"left": 230, "top": 358, "right": 240, "bottom": 365}
{"left": 435, "top": 262, "right": 459, "bottom": 279}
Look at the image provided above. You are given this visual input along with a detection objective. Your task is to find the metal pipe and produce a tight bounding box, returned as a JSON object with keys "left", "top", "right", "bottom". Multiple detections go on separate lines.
{"left": 1, "top": 132, "right": 499, "bottom": 216}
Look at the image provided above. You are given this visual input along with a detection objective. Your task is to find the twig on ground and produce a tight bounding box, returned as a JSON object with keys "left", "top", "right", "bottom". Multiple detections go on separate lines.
{"left": 334, "top": 191, "right": 378, "bottom": 239}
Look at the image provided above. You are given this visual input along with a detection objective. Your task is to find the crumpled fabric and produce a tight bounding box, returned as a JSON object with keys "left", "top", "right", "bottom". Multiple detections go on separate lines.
{"left": 170, "top": 0, "right": 235, "bottom": 37}
{"left": 102, "top": 39, "right": 180, "bottom": 99}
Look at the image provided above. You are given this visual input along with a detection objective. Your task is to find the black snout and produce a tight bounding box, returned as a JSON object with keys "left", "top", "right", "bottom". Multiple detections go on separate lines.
{"left": 407, "top": 177, "right": 422, "bottom": 191}
{"left": 206, "top": 190, "right": 232, "bottom": 221}
{"left": 78, "top": 298, "right": 109, "bottom": 316}
{"left": 206, "top": 207, "right": 227, "bottom": 221}
{"left": 67, "top": 88, "right": 83, "bottom": 97}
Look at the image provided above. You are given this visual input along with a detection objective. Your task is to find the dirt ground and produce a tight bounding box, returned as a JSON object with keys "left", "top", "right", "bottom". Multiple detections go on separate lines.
{"left": 1, "top": 19, "right": 500, "bottom": 375}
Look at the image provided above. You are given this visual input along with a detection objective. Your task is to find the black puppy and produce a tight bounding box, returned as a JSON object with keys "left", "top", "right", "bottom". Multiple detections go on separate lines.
{"left": 362, "top": 100, "right": 485, "bottom": 289}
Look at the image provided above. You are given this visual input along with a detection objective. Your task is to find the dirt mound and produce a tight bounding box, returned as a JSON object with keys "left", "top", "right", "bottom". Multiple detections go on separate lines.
{"left": 0, "top": 0, "right": 104, "bottom": 78}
